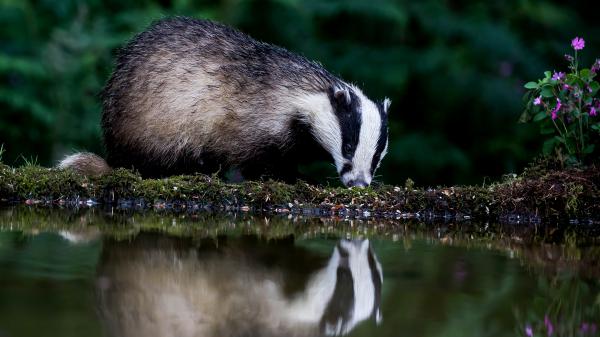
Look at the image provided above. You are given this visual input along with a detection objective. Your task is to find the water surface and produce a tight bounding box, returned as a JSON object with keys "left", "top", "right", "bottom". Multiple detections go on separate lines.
{"left": 0, "top": 207, "right": 598, "bottom": 337}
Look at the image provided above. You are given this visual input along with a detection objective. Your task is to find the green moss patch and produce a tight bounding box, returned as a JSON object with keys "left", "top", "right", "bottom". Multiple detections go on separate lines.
{"left": 1, "top": 162, "right": 599, "bottom": 222}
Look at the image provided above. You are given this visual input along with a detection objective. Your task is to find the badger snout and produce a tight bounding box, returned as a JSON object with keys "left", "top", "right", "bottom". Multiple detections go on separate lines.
{"left": 344, "top": 178, "right": 369, "bottom": 188}
{"left": 341, "top": 174, "right": 371, "bottom": 188}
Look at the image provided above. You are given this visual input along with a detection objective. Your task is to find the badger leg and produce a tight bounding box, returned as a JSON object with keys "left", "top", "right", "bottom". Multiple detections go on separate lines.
{"left": 58, "top": 152, "right": 112, "bottom": 176}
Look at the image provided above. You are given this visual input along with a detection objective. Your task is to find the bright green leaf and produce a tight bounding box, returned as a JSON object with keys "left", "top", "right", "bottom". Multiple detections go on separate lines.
{"left": 524, "top": 81, "right": 538, "bottom": 89}
{"left": 540, "top": 86, "right": 554, "bottom": 98}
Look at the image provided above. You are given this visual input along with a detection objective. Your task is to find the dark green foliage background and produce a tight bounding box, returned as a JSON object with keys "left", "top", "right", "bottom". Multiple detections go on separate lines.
{"left": 1, "top": 0, "right": 599, "bottom": 185}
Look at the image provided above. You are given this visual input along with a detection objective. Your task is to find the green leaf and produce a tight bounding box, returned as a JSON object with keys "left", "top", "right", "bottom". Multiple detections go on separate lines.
{"left": 0, "top": 55, "right": 47, "bottom": 78}
{"left": 522, "top": 91, "right": 534, "bottom": 102}
{"left": 518, "top": 110, "right": 531, "bottom": 123}
{"left": 566, "top": 74, "right": 578, "bottom": 85}
{"left": 524, "top": 81, "right": 539, "bottom": 89}
{"left": 543, "top": 138, "right": 557, "bottom": 155}
{"left": 540, "top": 125, "right": 555, "bottom": 135}
{"left": 590, "top": 81, "right": 600, "bottom": 94}
{"left": 540, "top": 86, "right": 554, "bottom": 98}
{"left": 533, "top": 111, "right": 546, "bottom": 122}
{"left": 583, "top": 144, "right": 595, "bottom": 154}
{"left": 544, "top": 71, "right": 552, "bottom": 79}
{"left": 580, "top": 68, "right": 591, "bottom": 80}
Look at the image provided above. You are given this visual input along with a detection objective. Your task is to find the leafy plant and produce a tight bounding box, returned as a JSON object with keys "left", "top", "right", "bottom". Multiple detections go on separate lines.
{"left": 521, "top": 37, "right": 600, "bottom": 166}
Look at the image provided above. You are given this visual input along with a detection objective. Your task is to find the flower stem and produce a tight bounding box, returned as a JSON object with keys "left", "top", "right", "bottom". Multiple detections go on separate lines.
{"left": 575, "top": 50, "right": 579, "bottom": 76}
{"left": 579, "top": 96, "right": 585, "bottom": 157}
{"left": 551, "top": 117, "right": 571, "bottom": 154}
{"left": 557, "top": 118, "right": 573, "bottom": 154}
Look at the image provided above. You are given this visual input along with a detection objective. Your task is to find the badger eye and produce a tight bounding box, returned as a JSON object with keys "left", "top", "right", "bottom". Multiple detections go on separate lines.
{"left": 344, "top": 143, "right": 352, "bottom": 153}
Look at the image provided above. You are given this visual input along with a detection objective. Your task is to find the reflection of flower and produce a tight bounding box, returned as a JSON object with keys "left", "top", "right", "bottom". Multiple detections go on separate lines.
{"left": 544, "top": 315, "right": 554, "bottom": 336}
{"left": 580, "top": 322, "right": 598, "bottom": 335}
{"left": 571, "top": 37, "right": 585, "bottom": 50}
{"left": 525, "top": 324, "right": 533, "bottom": 337}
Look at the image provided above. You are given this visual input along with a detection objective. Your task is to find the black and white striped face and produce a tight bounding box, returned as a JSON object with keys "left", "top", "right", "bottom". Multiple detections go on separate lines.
{"left": 322, "top": 239, "right": 382, "bottom": 335}
{"left": 328, "top": 85, "right": 390, "bottom": 188}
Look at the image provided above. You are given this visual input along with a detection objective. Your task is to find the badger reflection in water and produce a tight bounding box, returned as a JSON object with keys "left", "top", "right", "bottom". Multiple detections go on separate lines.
{"left": 96, "top": 234, "right": 383, "bottom": 337}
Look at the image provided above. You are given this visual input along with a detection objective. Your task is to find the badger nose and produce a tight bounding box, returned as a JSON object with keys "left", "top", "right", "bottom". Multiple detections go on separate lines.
{"left": 346, "top": 179, "right": 368, "bottom": 188}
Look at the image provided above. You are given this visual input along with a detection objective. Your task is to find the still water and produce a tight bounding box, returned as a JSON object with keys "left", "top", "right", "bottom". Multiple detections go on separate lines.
{"left": 0, "top": 208, "right": 598, "bottom": 337}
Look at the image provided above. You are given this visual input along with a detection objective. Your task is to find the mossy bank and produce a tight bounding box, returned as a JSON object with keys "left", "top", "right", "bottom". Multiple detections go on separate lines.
{"left": 1, "top": 161, "right": 599, "bottom": 222}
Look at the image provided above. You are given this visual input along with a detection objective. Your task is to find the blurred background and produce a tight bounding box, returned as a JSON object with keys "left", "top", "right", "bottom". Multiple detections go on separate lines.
{"left": 1, "top": 0, "right": 599, "bottom": 186}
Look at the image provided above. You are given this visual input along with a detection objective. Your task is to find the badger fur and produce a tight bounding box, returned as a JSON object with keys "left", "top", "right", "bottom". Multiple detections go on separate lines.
{"left": 96, "top": 235, "right": 383, "bottom": 337}
{"left": 60, "top": 17, "right": 390, "bottom": 187}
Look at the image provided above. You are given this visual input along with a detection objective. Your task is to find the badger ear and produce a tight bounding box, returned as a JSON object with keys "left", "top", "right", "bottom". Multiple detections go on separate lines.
{"left": 383, "top": 98, "right": 392, "bottom": 113}
{"left": 333, "top": 85, "right": 351, "bottom": 106}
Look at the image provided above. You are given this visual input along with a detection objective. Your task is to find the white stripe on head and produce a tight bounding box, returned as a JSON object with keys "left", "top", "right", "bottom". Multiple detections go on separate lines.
{"left": 295, "top": 92, "right": 345, "bottom": 171}
{"left": 340, "top": 86, "right": 383, "bottom": 187}
{"left": 293, "top": 88, "right": 387, "bottom": 187}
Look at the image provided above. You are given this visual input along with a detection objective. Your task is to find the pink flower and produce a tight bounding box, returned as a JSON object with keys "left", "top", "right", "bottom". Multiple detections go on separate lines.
{"left": 592, "top": 59, "right": 600, "bottom": 73}
{"left": 551, "top": 98, "right": 562, "bottom": 120}
{"left": 563, "top": 84, "right": 570, "bottom": 90}
{"left": 571, "top": 37, "right": 585, "bottom": 50}
{"left": 552, "top": 71, "right": 565, "bottom": 81}
{"left": 525, "top": 324, "right": 534, "bottom": 337}
{"left": 590, "top": 107, "right": 597, "bottom": 116}
{"left": 534, "top": 96, "right": 542, "bottom": 105}
{"left": 565, "top": 54, "right": 575, "bottom": 62}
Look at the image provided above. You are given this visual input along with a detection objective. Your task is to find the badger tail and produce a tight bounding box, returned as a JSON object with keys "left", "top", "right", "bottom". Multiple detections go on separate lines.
{"left": 58, "top": 152, "right": 112, "bottom": 176}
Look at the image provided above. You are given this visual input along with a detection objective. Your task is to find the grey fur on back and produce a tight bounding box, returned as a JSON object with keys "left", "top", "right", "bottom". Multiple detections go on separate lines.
{"left": 102, "top": 17, "right": 341, "bottom": 177}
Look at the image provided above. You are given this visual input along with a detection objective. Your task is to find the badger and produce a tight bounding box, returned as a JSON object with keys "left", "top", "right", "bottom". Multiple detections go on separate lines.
{"left": 96, "top": 235, "right": 383, "bottom": 337}
{"left": 59, "top": 17, "right": 390, "bottom": 187}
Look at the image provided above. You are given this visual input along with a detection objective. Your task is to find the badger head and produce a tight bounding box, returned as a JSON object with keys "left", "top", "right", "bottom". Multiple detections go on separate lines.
{"left": 326, "top": 85, "right": 390, "bottom": 188}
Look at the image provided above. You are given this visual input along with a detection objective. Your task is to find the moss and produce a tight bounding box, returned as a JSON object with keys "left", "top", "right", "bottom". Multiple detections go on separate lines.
{"left": 0, "top": 161, "right": 599, "bottom": 221}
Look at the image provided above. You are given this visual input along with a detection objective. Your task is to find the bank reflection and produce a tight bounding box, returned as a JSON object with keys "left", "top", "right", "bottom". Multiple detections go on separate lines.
{"left": 96, "top": 235, "right": 383, "bottom": 337}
